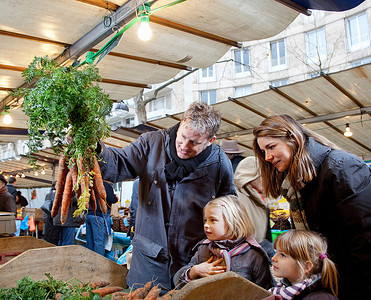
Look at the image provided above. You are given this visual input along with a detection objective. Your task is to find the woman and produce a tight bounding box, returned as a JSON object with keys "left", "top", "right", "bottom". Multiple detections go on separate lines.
{"left": 253, "top": 114, "right": 371, "bottom": 300}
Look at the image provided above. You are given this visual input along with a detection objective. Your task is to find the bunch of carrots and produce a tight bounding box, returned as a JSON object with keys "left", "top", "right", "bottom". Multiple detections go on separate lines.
{"left": 54, "top": 281, "right": 179, "bottom": 299}
{"left": 51, "top": 154, "right": 107, "bottom": 223}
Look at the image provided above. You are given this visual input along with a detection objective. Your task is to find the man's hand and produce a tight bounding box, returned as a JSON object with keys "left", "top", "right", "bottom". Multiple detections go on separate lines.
{"left": 188, "top": 257, "right": 226, "bottom": 279}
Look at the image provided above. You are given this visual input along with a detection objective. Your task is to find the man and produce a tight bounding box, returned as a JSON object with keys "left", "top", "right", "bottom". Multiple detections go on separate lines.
{"left": 97, "top": 102, "right": 235, "bottom": 291}
{"left": 0, "top": 174, "right": 16, "bottom": 214}
{"left": 41, "top": 181, "right": 60, "bottom": 245}
{"left": 6, "top": 176, "right": 17, "bottom": 200}
{"left": 85, "top": 181, "right": 117, "bottom": 256}
{"left": 220, "top": 139, "right": 245, "bottom": 172}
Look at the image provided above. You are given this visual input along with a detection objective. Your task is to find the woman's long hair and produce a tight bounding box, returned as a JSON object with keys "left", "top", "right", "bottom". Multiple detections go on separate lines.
{"left": 253, "top": 115, "right": 341, "bottom": 198}
{"left": 274, "top": 230, "right": 338, "bottom": 296}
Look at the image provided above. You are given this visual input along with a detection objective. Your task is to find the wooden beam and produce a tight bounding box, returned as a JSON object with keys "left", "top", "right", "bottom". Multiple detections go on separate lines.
{"left": 0, "top": 64, "right": 26, "bottom": 72}
{"left": 106, "top": 51, "right": 191, "bottom": 71}
{"left": 101, "top": 78, "right": 150, "bottom": 89}
{"left": 0, "top": 29, "right": 69, "bottom": 47}
{"left": 274, "top": 0, "right": 311, "bottom": 16}
{"left": 75, "top": 0, "right": 119, "bottom": 11}
{"left": 150, "top": 16, "right": 241, "bottom": 48}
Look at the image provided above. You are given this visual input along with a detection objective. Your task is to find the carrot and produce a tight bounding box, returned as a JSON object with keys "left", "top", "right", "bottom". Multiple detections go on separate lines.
{"left": 60, "top": 171, "right": 73, "bottom": 224}
{"left": 144, "top": 286, "right": 161, "bottom": 300}
{"left": 89, "top": 189, "right": 97, "bottom": 212}
{"left": 51, "top": 154, "right": 68, "bottom": 218}
{"left": 127, "top": 281, "right": 152, "bottom": 299}
{"left": 159, "top": 289, "right": 178, "bottom": 299}
{"left": 69, "top": 158, "right": 80, "bottom": 199}
{"left": 110, "top": 291, "right": 129, "bottom": 300}
{"left": 80, "top": 286, "right": 124, "bottom": 297}
{"left": 92, "top": 156, "right": 107, "bottom": 214}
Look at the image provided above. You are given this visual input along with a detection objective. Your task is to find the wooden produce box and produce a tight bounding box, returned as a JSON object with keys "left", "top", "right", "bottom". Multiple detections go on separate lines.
{"left": 22, "top": 208, "right": 44, "bottom": 221}
{"left": 0, "top": 245, "right": 128, "bottom": 289}
{"left": 173, "top": 272, "right": 271, "bottom": 300}
{"left": 0, "top": 212, "right": 16, "bottom": 235}
{"left": 0, "top": 236, "right": 55, "bottom": 264}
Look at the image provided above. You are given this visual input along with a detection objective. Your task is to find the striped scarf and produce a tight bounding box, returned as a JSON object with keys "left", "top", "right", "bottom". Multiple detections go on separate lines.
{"left": 208, "top": 239, "right": 251, "bottom": 271}
{"left": 269, "top": 274, "right": 321, "bottom": 300}
{"left": 281, "top": 177, "right": 310, "bottom": 231}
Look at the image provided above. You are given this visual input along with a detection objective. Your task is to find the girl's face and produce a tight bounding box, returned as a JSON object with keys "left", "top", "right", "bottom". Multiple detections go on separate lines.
{"left": 203, "top": 205, "right": 229, "bottom": 241}
{"left": 271, "top": 245, "right": 302, "bottom": 284}
{"left": 257, "top": 137, "right": 293, "bottom": 172}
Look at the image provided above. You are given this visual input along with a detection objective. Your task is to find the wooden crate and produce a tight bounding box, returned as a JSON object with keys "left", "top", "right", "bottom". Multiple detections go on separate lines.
{"left": 173, "top": 272, "right": 271, "bottom": 300}
{"left": 0, "top": 245, "right": 127, "bottom": 289}
{"left": 0, "top": 236, "right": 55, "bottom": 264}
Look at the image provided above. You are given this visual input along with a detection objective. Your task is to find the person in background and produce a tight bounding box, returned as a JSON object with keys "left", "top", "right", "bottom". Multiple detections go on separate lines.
{"left": 234, "top": 156, "right": 274, "bottom": 258}
{"left": 264, "top": 230, "right": 339, "bottom": 300}
{"left": 128, "top": 178, "right": 139, "bottom": 240}
{"left": 253, "top": 114, "right": 371, "bottom": 299}
{"left": 6, "top": 176, "right": 17, "bottom": 200}
{"left": 0, "top": 174, "right": 16, "bottom": 214}
{"left": 97, "top": 102, "right": 235, "bottom": 291}
{"left": 84, "top": 180, "right": 118, "bottom": 256}
{"left": 173, "top": 195, "right": 273, "bottom": 290}
{"left": 15, "top": 191, "right": 28, "bottom": 209}
{"left": 53, "top": 195, "right": 82, "bottom": 245}
{"left": 42, "top": 181, "right": 60, "bottom": 245}
{"left": 220, "top": 140, "right": 245, "bottom": 172}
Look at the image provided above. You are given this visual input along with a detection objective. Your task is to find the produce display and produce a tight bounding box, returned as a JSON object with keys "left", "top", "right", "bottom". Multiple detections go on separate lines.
{"left": 0, "top": 275, "right": 179, "bottom": 300}
{"left": 11, "top": 56, "right": 113, "bottom": 219}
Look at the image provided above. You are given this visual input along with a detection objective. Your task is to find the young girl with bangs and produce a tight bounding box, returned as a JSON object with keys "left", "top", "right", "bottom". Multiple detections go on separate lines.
{"left": 266, "top": 230, "right": 338, "bottom": 300}
{"left": 173, "top": 195, "right": 273, "bottom": 290}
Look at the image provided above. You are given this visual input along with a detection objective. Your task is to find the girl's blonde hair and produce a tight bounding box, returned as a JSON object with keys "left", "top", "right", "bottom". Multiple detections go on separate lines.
{"left": 205, "top": 195, "right": 255, "bottom": 240}
{"left": 253, "top": 114, "right": 341, "bottom": 198}
{"left": 274, "top": 230, "right": 338, "bottom": 296}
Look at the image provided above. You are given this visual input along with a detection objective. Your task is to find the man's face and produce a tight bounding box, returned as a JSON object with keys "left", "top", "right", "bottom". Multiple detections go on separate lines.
{"left": 175, "top": 120, "right": 215, "bottom": 159}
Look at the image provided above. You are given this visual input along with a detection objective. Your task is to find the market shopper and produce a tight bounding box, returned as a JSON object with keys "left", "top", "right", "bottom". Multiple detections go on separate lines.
{"left": 253, "top": 114, "right": 371, "bottom": 299}
{"left": 97, "top": 102, "right": 235, "bottom": 291}
{"left": 84, "top": 180, "right": 117, "bottom": 256}
{"left": 0, "top": 174, "right": 16, "bottom": 214}
{"left": 234, "top": 156, "right": 274, "bottom": 258}
{"left": 16, "top": 191, "right": 28, "bottom": 209}
{"left": 53, "top": 195, "right": 82, "bottom": 245}
{"left": 173, "top": 195, "right": 273, "bottom": 290}
{"left": 6, "top": 176, "right": 17, "bottom": 200}
{"left": 41, "top": 181, "right": 60, "bottom": 245}
{"left": 264, "top": 230, "right": 339, "bottom": 300}
{"left": 220, "top": 139, "right": 245, "bottom": 172}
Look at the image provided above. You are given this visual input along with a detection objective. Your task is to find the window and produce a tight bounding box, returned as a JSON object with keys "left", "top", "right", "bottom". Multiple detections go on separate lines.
{"left": 234, "top": 48, "right": 250, "bottom": 77}
{"left": 271, "top": 79, "right": 288, "bottom": 87}
{"left": 201, "top": 90, "right": 216, "bottom": 105}
{"left": 199, "top": 65, "right": 216, "bottom": 82}
{"left": 346, "top": 12, "right": 370, "bottom": 52}
{"left": 124, "top": 117, "right": 135, "bottom": 127}
{"left": 149, "top": 95, "right": 171, "bottom": 112}
{"left": 270, "top": 39, "right": 287, "bottom": 70}
{"left": 306, "top": 27, "right": 327, "bottom": 62}
{"left": 351, "top": 56, "right": 371, "bottom": 67}
{"left": 234, "top": 85, "right": 252, "bottom": 98}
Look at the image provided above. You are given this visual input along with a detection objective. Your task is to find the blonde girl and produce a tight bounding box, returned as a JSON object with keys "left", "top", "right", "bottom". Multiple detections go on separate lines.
{"left": 173, "top": 195, "right": 273, "bottom": 289}
{"left": 268, "top": 230, "right": 338, "bottom": 300}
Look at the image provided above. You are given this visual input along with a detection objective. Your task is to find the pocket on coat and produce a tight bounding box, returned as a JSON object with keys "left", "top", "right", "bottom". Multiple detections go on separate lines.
{"left": 132, "top": 233, "right": 164, "bottom": 259}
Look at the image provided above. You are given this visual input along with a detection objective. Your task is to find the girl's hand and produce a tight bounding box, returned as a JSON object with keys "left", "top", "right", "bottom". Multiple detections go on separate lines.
{"left": 188, "top": 257, "right": 227, "bottom": 279}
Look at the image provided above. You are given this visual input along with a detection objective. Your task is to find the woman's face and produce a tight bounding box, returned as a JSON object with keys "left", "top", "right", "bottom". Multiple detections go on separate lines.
{"left": 257, "top": 137, "right": 293, "bottom": 172}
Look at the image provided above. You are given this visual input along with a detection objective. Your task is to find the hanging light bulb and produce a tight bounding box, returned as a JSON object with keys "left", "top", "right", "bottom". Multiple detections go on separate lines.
{"left": 3, "top": 114, "right": 12, "bottom": 125}
{"left": 41, "top": 168, "right": 46, "bottom": 175}
{"left": 138, "top": 5, "right": 152, "bottom": 41}
{"left": 34, "top": 171, "right": 39, "bottom": 176}
{"left": 344, "top": 123, "right": 353, "bottom": 137}
{"left": 15, "top": 174, "right": 20, "bottom": 178}
{"left": 21, "top": 173, "right": 26, "bottom": 178}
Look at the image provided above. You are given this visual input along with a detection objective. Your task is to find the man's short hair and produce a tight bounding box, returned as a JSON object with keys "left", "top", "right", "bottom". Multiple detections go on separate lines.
{"left": 8, "top": 177, "right": 16, "bottom": 184}
{"left": 181, "top": 102, "right": 221, "bottom": 139}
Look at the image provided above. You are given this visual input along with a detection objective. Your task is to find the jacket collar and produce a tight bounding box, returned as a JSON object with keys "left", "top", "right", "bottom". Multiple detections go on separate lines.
{"left": 306, "top": 137, "right": 332, "bottom": 172}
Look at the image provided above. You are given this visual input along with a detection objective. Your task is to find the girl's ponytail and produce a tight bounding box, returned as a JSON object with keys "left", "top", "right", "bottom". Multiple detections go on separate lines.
{"left": 321, "top": 254, "right": 338, "bottom": 296}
